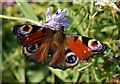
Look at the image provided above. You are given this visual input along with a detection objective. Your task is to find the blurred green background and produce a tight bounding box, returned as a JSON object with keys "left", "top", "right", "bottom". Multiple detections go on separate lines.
{"left": 1, "top": 1, "right": 120, "bottom": 83}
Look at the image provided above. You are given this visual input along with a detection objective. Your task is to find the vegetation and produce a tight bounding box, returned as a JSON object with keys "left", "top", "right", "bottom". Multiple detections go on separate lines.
{"left": 1, "top": 1, "right": 120, "bottom": 83}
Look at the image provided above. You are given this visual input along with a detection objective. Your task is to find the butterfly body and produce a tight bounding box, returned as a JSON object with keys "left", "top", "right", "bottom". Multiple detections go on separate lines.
{"left": 13, "top": 25, "right": 106, "bottom": 69}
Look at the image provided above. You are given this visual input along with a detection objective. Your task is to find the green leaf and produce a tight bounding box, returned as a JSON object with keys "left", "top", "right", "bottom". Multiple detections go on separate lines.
{"left": 101, "top": 25, "right": 117, "bottom": 32}
{"left": 15, "top": 0, "right": 39, "bottom": 21}
{"left": 72, "top": 70, "right": 79, "bottom": 82}
{"left": 84, "top": 68, "right": 89, "bottom": 82}
{"left": 76, "top": 25, "right": 85, "bottom": 36}
{"left": 48, "top": 67, "right": 70, "bottom": 82}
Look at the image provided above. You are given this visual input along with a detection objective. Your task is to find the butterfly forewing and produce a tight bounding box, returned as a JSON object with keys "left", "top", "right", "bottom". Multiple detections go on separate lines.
{"left": 66, "top": 35, "right": 106, "bottom": 60}
{"left": 13, "top": 25, "right": 50, "bottom": 46}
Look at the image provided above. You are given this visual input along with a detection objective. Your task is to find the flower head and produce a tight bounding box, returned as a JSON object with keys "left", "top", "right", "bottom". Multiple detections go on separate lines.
{"left": 38, "top": 7, "right": 71, "bottom": 30}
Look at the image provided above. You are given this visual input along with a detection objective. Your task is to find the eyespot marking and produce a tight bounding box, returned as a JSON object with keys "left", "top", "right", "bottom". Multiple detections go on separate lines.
{"left": 88, "top": 39, "right": 104, "bottom": 52}
{"left": 91, "top": 41, "right": 98, "bottom": 46}
{"left": 15, "top": 25, "right": 33, "bottom": 35}
{"left": 26, "top": 44, "right": 38, "bottom": 53}
{"left": 66, "top": 55, "right": 77, "bottom": 63}
{"left": 65, "top": 52, "right": 77, "bottom": 63}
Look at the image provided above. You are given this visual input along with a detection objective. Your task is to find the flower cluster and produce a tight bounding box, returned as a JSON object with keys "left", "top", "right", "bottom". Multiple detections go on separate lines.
{"left": 38, "top": 7, "right": 71, "bottom": 30}
{"left": 95, "top": 0, "right": 120, "bottom": 12}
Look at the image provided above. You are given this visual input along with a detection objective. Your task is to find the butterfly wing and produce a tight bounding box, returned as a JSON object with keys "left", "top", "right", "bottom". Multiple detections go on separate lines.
{"left": 47, "top": 31, "right": 79, "bottom": 69}
{"left": 13, "top": 25, "right": 54, "bottom": 63}
{"left": 13, "top": 25, "right": 51, "bottom": 46}
{"left": 47, "top": 34, "right": 106, "bottom": 69}
{"left": 13, "top": 25, "right": 106, "bottom": 69}
{"left": 66, "top": 34, "right": 106, "bottom": 59}
{"left": 13, "top": 25, "right": 79, "bottom": 69}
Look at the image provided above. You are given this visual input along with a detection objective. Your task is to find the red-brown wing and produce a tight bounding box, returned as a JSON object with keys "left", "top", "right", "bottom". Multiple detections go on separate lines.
{"left": 13, "top": 25, "right": 51, "bottom": 46}
{"left": 13, "top": 25, "right": 55, "bottom": 64}
{"left": 16, "top": 27, "right": 79, "bottom": 69}
{"left": 14, "top": 25, "right": 106, "bottom": 69}
{"left": 22, "top": 38, "right": 52, "bottom": 64}
{"left": 66, "top": 36, "right": 93, "bottom": 59}
{"left": 21, "top": 29, "right": 79, "bottom": 69}
{"left": 66, "top": 35, "right": 106, "bottom": 59}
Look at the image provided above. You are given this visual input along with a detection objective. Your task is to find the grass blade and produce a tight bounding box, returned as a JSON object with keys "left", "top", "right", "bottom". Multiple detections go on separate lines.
{"left": 15, "top": 0, "right": 39, "bottom": 21}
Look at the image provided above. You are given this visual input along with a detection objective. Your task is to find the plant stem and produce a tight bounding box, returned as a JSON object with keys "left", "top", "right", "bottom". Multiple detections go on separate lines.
{"left": 0, "top": 15, "right": 39, "bottom": 25}
{"left": 78, "top": 63, "right": 93, "bottom": 71}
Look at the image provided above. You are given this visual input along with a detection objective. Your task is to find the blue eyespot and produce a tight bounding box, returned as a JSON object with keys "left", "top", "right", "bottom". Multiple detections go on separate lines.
{"left": 26, "top": 45, "right": 36, "bottom": 53}
{"left": 16, "top": 26, "right": 31, "bottom": 35}
{"left": 66, "top": 55, "right": 77, "bottom": 63}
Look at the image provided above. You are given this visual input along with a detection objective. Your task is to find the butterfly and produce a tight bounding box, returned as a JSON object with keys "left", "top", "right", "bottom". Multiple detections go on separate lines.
{"left": 13, "top": 25, "right": 106, "bottom": 69}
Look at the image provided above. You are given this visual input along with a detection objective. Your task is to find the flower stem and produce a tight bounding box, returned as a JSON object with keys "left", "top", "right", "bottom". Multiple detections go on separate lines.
{"left": 78, "top": 63, "right": 93, "bottom": 71}
{"left": 0, "top": 15, "right": 39, "bottom": 25}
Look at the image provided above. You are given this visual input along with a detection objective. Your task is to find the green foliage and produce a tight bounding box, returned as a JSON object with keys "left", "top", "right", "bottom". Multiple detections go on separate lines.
{"left": 15, "top": 0, "right": 39, "bottom": 21}
{"left": 2, "top": 1, "right": 120, "bottom": 83}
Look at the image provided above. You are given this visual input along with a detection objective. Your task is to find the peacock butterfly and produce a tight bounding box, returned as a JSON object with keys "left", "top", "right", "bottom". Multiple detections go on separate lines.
{"left": 13, "top": 25, "right": 106, "bottom": 69}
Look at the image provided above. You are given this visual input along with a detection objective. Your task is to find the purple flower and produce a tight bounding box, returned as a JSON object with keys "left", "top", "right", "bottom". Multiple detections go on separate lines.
{"left": 38, "top": 7, "right": 71, "bottom": 30}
